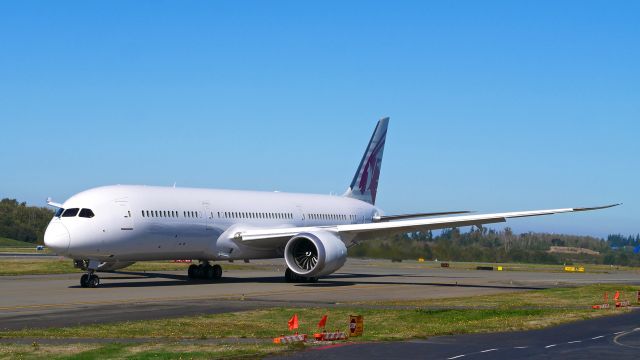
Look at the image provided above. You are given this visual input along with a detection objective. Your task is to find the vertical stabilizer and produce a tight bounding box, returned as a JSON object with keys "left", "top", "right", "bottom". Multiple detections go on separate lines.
{"left": 343, "top": 117, "right": 389, "bottom": 205}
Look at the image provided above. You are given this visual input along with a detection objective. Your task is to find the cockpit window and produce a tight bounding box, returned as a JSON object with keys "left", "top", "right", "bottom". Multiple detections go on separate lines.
{"left": 61, "top": 208, "right": 79, "bottom": 217}
{"left": 79, "top": 208, "right": 95, "bottom": 218}
{"left": 54, "top": 208, "right": 64, "bottom": 217}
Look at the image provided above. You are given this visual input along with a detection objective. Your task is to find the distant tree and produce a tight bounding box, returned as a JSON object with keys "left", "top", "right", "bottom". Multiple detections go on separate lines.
{"left": 0, "top": 198, "right": 53, "bottom": 244}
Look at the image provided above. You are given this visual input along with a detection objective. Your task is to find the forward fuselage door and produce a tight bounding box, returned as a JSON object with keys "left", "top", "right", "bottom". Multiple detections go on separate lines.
{"left": 115, "top": 198, "right": 134, "bottom": 231}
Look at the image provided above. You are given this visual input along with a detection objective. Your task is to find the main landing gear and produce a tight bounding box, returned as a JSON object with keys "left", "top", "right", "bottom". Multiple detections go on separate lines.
{"left": 188, "top": 262, "right": 222, "bottom": 280}
{"left": 285, "top": 268, "right": 318, "bottom": 283}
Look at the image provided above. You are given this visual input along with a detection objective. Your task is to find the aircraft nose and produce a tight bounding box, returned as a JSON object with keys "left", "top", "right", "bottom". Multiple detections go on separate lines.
{"left": 44, "top": 222, "right": 70, "bottom": 255}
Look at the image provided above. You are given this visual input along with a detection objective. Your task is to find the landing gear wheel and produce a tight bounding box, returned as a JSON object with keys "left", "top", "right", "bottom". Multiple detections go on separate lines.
{"left": 285, "top": 268, "right": 294, "bottom": 282}
{"left": 81, "top": 273, "right": 100, "bottom": 288}
{"left": 212, "top": 264, "right": 222, "bottom": 279}
{"left": 188, "top": 264, "right": 198, "bottom": 279}
{"left": 285, "top": 268, "right": 318, "bottom": 283}
{"left": 80, "top": 274, "right": 89, "bottom": 288}
{"left": 204, "top": 266, "right": 215, "bottom": 280}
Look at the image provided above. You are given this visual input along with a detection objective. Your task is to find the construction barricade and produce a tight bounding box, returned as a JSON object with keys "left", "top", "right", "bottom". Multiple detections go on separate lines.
{"left": 273, "top": 334, "right": 307, "bottom": 344}
{"left": 314, "top": 331, "right": 348, "bottom": 341}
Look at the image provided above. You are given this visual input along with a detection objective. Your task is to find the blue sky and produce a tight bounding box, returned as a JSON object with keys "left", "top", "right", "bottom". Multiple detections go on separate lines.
{"left": 0, "top": 1, "right": 637, "bottom": 237}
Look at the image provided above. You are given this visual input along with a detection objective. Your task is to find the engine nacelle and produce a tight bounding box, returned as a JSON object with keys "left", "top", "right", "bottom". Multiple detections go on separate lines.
{"left": 284, "top": 231, "right": 347, "bottom": 277}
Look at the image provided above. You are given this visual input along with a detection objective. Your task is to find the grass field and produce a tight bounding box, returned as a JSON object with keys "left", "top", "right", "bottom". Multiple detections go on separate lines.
{"left": 0, "top": 284, "right": 636, "bottom": 359}
{"left": 0, "top": 342, "right": 289, "bottom": 360}
{"left": 356, "top": 258, "right": 640, "bottom": 274}
{"left": 0, "top": 237, "right": 38, "bottom": 248}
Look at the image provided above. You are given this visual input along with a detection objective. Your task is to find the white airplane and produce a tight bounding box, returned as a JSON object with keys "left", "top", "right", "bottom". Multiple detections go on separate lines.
{"left": 44, "top": 118, "right": 618, "bottom": 288}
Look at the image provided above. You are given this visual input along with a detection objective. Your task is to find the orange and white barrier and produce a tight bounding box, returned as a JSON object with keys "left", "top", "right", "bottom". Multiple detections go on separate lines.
{"left": 314, "top": 331, "right": 347, "bottom": 341}
{"left": 616, "top": 300, "right": 630, "bottom": 308}
{"left": 323, "top": 331, "right": 347, "bottom": 341}
{"left": 273, "top": 334, "right": 307, "bottom": 344}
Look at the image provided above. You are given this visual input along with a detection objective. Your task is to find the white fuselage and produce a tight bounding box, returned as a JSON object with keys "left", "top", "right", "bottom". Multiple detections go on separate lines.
{"left": 45, "top": 185, "right": 380, "bottom": 262}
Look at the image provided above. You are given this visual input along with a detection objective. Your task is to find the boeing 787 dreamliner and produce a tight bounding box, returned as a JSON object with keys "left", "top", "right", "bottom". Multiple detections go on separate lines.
{"left": 44, "top": 118, "right": 617, "bottom": 287}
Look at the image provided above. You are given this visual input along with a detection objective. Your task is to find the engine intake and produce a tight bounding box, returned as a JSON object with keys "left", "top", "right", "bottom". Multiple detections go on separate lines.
{"left": 284, "top": 231, "right": 347, "bottom": 277}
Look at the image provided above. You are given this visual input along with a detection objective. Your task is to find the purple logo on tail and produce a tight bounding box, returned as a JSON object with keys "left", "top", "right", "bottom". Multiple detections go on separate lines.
{"left": 345, "top": 117, "right": 388, "bottom": 205}
{"left": 357, "top": 138, "right": 385, "bottom": 204}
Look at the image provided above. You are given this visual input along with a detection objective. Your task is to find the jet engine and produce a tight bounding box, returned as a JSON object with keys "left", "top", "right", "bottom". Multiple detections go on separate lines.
{"left": 284, "top": 231, "right": 347, "bottom": 278}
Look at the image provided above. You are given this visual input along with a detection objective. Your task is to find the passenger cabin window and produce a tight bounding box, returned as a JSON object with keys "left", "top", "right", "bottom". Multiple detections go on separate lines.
{"left": 79, "top": 208, "right": 95, "bottom": 218}
{"left": 54, "top": 208, "right": 64, "bottom": 217}
{"left": 62, "top": 208, "right": 79, "bottom": 217}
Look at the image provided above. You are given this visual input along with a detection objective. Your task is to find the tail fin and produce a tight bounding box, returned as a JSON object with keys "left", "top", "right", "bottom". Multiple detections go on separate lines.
{"left": 343, "top": 117, "right": 389, "bottom": 205}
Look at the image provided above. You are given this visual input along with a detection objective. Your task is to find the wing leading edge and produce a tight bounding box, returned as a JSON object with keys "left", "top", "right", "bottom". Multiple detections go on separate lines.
{"left": 237, "top": 204, "right": 620, "bottom": 247}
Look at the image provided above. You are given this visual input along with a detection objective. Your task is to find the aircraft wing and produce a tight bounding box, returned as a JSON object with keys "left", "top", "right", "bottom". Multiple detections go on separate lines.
{"left": 237, "top": 204, "right": 619, "bottom": 247}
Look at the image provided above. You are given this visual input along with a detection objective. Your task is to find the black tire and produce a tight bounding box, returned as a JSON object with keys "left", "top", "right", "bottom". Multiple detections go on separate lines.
{"left": 205, "top": 266, "right": 214, "bottom": 280}
{"left": 187, "top": 264, "right": 197, "bottom": 279}
{"left": 89, "top": 275, "right": 100, "bottom": 288}
{"left": 80, "top": 274, "right": 89, "bottom": 288}
{"left": 212, "top": 264, "right": 222, "bottom": 279}
{"left": 194, "top": 265, "right": 203, "bottom": 279}
{"left": 305, "top": 277, "right": 319, "bottom": 283}
{"left": 285, "top": 268, "right": 304, "bottom": 283}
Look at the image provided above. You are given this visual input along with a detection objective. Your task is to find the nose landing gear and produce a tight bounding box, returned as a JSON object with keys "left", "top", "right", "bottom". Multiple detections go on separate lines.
{"left": 80, "top": 272, "right": 100, "bottom": 288}
{"left": 187, "top": 262, "right": 222, "bottom": 280}
{"left": 79, "top": 259, "right": 101, "bottom": 288}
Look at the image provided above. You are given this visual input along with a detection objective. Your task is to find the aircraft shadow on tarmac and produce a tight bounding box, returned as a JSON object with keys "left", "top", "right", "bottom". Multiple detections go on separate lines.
{"left": 68, "top": 270, "right": 546, "bottom": 291}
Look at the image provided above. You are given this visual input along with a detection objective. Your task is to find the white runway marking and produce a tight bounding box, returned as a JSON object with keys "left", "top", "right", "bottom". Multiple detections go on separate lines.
{"left": 447, "top": 355, "right": 465, "bottom": 359}
{"left": 544, "top": 344, "right": 557, "bottom": 348}
{"left": 591, "top": 335, "right": 605, "bottom": 340}
{"left": 513, "top": 346, "right": 528, "bottom": 349}
{"left": 567, "top": 340, "right": 582, "bottom": 344}
{"left": 614, "top": 331, "right": 625, "bottom": 335}
{"left": 479, "top": 349, "right": 497, "bottom": 353}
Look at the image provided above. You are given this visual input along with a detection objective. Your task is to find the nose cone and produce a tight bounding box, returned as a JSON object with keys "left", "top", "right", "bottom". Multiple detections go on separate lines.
{"left": 44, "top": 222, "right": 70, "bottom": 255}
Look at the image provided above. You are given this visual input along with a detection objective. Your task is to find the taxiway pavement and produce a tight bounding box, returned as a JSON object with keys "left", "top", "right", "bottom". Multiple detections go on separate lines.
{"left": 1, "top": 259, "right": 639, "bottom": 330}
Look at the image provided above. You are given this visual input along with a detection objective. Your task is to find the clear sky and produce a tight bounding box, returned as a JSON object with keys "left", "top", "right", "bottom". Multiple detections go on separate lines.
{"left": 0, "top": 1, "right": 637, "bottom": 237}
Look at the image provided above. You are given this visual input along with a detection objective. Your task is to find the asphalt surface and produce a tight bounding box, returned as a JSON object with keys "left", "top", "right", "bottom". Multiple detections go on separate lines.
{"left": 272, "top": 309, "right": 640, "bottom": 360}
{"left": 1, "top": 259, "right": 639, "bottom": 330}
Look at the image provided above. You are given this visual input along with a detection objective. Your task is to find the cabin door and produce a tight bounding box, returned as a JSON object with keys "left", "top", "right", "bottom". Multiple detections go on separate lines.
{"left": 115, "top": 198, "right": 134, "bottom": 231}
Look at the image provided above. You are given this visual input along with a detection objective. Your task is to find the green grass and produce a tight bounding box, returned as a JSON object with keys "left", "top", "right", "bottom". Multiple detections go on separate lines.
{"left": 358, "top": 259, "right": 640, "bottom": 273}
{"left": 0, "top": 342, "right": 288, "bottom": 360}
{"left": 0, "top": 237, "right": 36, "bottom": 247}
{"left": 359, "top": 283, "right": 640, "bottom": 308}
{"left": 0, "top": 259, "right": 75, "bottom": 276}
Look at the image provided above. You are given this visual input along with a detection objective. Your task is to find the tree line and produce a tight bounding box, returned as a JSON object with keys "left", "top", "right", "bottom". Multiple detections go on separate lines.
{"left": 0, "top": 198, "right": 53, "bottom": 244}
{"left": 349, "top": 227, "right": 640, "bottom": 267}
